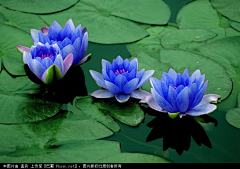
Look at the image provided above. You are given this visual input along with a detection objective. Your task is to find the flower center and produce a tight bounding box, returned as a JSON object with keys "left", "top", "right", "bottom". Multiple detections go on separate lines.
{"left": 115, "top": 69, "right": 129, "bottom": 75}
{"left": 40, "top": 54, "right": 53, "bottom": 59}
{"left": 174, "top": 86, "right": 177, "bottom": 89}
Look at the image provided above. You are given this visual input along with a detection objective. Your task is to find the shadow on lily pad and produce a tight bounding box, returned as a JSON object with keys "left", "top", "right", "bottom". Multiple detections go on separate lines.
{"left": 145, "top": 107, "right": 218, "bottom": 155}
{"left": 25, "top": 65, "right": 88, "bottom": 104}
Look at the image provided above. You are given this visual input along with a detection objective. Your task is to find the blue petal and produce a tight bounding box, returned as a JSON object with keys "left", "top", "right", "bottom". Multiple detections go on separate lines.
{"left": 167, "top": 86, "right": 178, "bottom": 112}
{"left": 47, "top": 26, "right": 58, "bottom": 41}
{"left": 150, "top": 77, "right": 163, "bottom": 96}
{"left": 106, "top": 61, "right": 112, "bottom": 75}
{"left": 28, "top": 58, "right": 47, "bottom": 81}
{"left": 190, "top": 69, "right": 201, "bottom": 83}
{"left": 196, "top": 74, "right": 205, "bottom": 90}
{"left": 30, "top": 29, "right": 39, "bottom": 43}
{"left": 130, "top": 90, "right": 151, "bottom": 100}
{"left": 41, "top": 57, "right": 54, "bottom": 69}
{"left": 102, "top": 59, "right": 108, "bottom": 70}
{"left": 190, "top": 80, "right": 208, "bottom": 109}
{"left": 61, "top": 38, "right": 72, "bottom": 48}
{"left": 53, "top": 54, "right": 64, "bottom": 75}
{"left": 136, "top": 70, "right": 154, "bottom": 89}
{"left": 182, "top": 68, "right": 190, "bottom": 86}
{"left": 102, "top": 68, "right": 111, "bottom": 81}
{"left": 115, "top": 56, "right": 124, "bottom": 65}
{"left": 105, "top": 80, "right": 121, "bottom": 94}
{"left": 190, "top": 83, "right": 198, "bottom": 96}
{"left": 185, "top": 104, "right": 217, "bottom": 116}
{"left": 162, "top": 72, "right": 175, "bottom": 87}
{"left": 112, "top": 59, "right": 119, "bottom": 72}
{"left": 151, "top": 88, "right": 174, "bottom": 113}
{"left": 122, "top": 78, "right": 139, "bottom": 94}
{"left": 82, "top": 27, "right": 87, "bottom": 35}
{"left": 123, "top": 58, "right": 130, "bottom": 69}
{"left": 175, "top": 73, "right": 184, "bottom": 86}
{"left": 61, "top": 44, "right": 76, "bottom": 60}
{"left": 108, "top": 70, "right": 116, "bottom": 83}
{"left": 63, "top": 22, "right": 72, "bottom": 39}
{"left": 89, "top": 70, "right": 107, "bottom": 89}
{"left": 175, "top": 85, "right": 184, "bottom": 94}
{"left": 160, "top": 80, "right": 169, "bottom": 99}
{"left": 127, "top": 69, "right": 136, "bottom": 81}
{"left": 65, "top": 19, "right": 75, "bottom": 32}
{"left": 136, "top": 69, "right": 145, "bottom": 82}
{"left": 91, "top": 89, "right": 115, "bottom": 98}
{"left": 71, "top": 24, "right": 82, "bottom": 42}
{"left": 23, "top": 51, "right": 30, "bottom": 64}
{"left": 38, "top": 31, "right": 50, "bottom": 44}
{"left": 51, "top": 20, "right": 63, "bottom": 32}
{"left": 129, "top": 58, "right": 138, "bottom": 75}
{"left": 115, "top": 94, "right": 130, "bottom": 103}
{"left": 176, "top": 87, "right": 189, "bottom": 113}
{"left": 114, "top": 74, "right": 128, "bottom": 90}
{"left": 76, "top": 32, "right": 88, "bottom": 65}
{"left": 168, "top": 68, "right": 177, "bottom": 81}
{"left": 73, "top": 37, "right": 81, "bottom": 58}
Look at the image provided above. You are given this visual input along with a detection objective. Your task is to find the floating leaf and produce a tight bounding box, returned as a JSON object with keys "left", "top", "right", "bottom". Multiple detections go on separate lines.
{"left": 197, "top": 36, "right": 240, "bottom": 79}
{"left": 126, "top": 25, "right": 178, "bottom": 59}
{"left": 75, "top": 96, "right": 120, "bottom": 132}
{"left": 0, "top": 71, "right": 61, "bottom": 123}
{"left": 225, "top": 28, "right": 240, "bottom": 37}
{"left": 0, "top": 24, "right": 32, "bottom": 76}
{"left": 160, "top": 49, "right": 232, "bottom": 101}
{"left": 226, "top": 108, "right": 240, "bottom": 129}
{"left": 129, "top": 52, "right": 169, "bottom": 93}
{"left": 0, "top": 0, "right": 79, "bottom": 14}
{"left": 0, "top": 6, "right": 47, "bottom": 33}
{"left": 161, "top": 28, "right": 217, "bottom": 50}
{"left": 177, "top": 0, "right": 226, "bottom": 40}
{"left": 0, "top": 140, "right": 120, "bottom": 163}
{"left": 210, "top": 0, "right": 240, "bottom": 23}
{"left": 96, "top": 153, "right": 171, "bottom": 163}
{"left": 40, "top": 0, "right": 171, "bottom": 44}
{"left": 229, "top": 20, "right": 240, "bottom": 32}
{"left": 0, "top": 111, "right": 114, "bottom": 153}
{"left": 99, "top": 100, "right": 145, "bottom": 127}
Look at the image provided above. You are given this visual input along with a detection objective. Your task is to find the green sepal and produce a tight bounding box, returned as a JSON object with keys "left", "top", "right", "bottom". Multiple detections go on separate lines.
{"left": 168, "top": 112, "right": 180, "bottom": 119}
{"left": 44, "top": 65, "right": 63, "bottom": 85}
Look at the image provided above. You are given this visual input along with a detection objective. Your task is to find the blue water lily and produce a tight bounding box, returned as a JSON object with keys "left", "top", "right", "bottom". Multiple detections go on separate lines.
{"left": 140, "top": 68, "right": 220, "bottom": 118}
{"left": 17, "top": 42, "right": 73, "bottom": 84}
{"left": 30, "top": 18, "right": 90, "bottom": 66}
{"left": 90, "top": 56, "right": 154, "bottom": 103}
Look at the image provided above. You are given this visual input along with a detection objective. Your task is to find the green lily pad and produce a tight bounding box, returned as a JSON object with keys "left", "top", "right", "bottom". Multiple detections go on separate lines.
{"left": 161, "top": 28, "right": 217, "bottom": 51}
{"left": 0, "top": 111, "right": 114, "bottom": 152}
{"left": 0, "top": 23, "right": 33, "bottom": 76}
{"left": 0, "top": 140, "right": 120, "bottom": 163}
{"left": 210, "top": 0, "right": 240, "bottom": 23}
{"left": 225, "top": 108, "right": 240, "bottom": 129}
{"left": 229, "top": 20, "right": 240, "bottom": 32}
{"left": 0, "top": 0, "right": 79, "bottom": 14}
{"left": 96, "top": 153, "right": 171, "bottom": 163}
{"left": 126, "top": 25, "right": 178, "bottom": 59}
{"left": 40, "top": 0, "right": 171, "bottom": 44}
{"left": 225, "top": 28, "right": 240, "bottom": 37}
{"left": 197, "top": 36, "right": 240, "bottom": 80}
{"left": 99, "top": 100, "right": 145, "bottom": 127}
{"left": 76, "top": 96, "right": 144, "bottom": 127}
{"left": 176, "top": 0, "right": 226, "bottom": 40}
{"left": 0, "top": 70, "right": 62, "bottom": 123}
{"left": 160, "top": 49, "right": 232, "bottom": 101}
{"left": 129, "top": 52, "right": 169, "bottom": 93}
{"left": 0, "top": 6, "right": 47, "bottom": 33}
{"left": 74, "top": 96, "right": 120, "bottom": 132}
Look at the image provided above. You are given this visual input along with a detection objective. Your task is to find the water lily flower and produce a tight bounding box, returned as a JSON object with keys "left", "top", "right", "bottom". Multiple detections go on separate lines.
{"left": 140, "top": 68, "right": 220, "bottom": 118}
{"left": 30, "top": 18, "right": 90, "bottom": 66}
{"left": 16, "top": 42, "right": 73, "bottom": 84}
{"left": 90, "top": 56, "right": 154, "bottom": 103}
